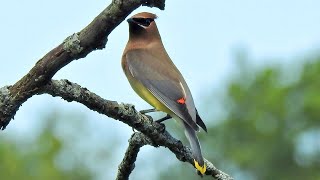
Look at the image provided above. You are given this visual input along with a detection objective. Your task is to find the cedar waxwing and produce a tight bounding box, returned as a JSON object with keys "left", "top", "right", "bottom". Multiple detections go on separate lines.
{"left": 121, "top": 12, "right": 207, "bottom": 175}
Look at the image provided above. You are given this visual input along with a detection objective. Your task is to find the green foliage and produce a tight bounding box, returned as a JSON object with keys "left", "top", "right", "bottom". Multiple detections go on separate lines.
{"left": 0, "top": 111, "right": 93, "bottom": 180}
{"left": 159, "top": 53, "right": 320, "bottom": 180}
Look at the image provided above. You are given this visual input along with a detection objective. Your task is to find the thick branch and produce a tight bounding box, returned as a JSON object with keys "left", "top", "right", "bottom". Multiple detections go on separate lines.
{"left": 0, "top": 0, "right": 165, "bottom": 130}
{"left": 37, "top": 79, "right": 233, "bottom": 180}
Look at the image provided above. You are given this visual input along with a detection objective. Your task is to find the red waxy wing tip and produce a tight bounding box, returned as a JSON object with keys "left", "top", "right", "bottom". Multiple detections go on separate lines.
{"left": 177, "top": 97, "right": 186, "bottom": 104}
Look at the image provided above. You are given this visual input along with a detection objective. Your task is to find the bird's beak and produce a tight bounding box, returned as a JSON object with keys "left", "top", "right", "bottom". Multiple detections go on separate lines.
{"left": 127, "top": 18, "right": 135, "bottom": 24}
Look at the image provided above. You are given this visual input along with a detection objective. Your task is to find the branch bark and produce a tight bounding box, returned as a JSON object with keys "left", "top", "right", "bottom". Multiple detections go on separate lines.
{"left": 0, "top": 0, "right": 165, "bottom": 130}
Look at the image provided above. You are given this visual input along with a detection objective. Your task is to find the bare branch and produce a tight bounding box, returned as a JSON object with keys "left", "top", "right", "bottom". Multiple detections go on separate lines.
{"left": 37, "top": 79, "right": 233, "bottom": 180}
{"left": 0, "top": 0, "right": 165, "bottom": 130}
{"left": 116, "top": 132, "right": 153, "bottom": 180}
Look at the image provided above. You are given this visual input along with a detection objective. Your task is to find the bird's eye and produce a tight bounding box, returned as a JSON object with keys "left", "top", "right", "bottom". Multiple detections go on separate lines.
{"left": 133, "top": 18, "right": 154, "bottom": 27}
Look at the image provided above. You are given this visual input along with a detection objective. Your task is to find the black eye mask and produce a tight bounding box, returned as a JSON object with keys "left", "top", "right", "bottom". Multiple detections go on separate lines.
{"left": 132, "top": 18, "right": 154, "bottom": 27}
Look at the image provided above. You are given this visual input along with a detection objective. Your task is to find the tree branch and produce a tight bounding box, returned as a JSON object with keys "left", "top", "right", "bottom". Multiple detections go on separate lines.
{"left": 116, "top": 132, "right": 153, "bottom": 180}
{"left": 0, "top": 0, "right": 165, "bottom": 130}
{"left": 37, "top": 79, "right": 233, "bottom": 180}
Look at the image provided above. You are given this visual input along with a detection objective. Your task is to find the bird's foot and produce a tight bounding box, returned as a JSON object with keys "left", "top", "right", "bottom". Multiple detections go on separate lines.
{"left": 140, "top": 108, "right": 157, "bottom": 114}
{"left": 197, "top": 170, "right": 204, "bottom": 177}
{"left": 156, "top": 114, "right": 172, "bottom": 123}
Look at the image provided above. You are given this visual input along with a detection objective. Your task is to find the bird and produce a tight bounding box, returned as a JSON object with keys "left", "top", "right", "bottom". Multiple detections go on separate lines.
{"left": 121, "top": 12, "right": 207, "bottom": 175}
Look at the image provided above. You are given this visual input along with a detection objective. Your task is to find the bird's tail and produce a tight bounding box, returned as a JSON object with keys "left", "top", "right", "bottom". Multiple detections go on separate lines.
{"left": 184, "top": 122, "right": 206, "bottom": 175}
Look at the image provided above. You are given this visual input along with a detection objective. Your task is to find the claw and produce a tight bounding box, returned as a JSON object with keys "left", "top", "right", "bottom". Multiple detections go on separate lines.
{"left": 156, "top": 114, "right": 172, "bottom": 123}
{"left": 140, "top": 108, "right": 156, "bottom": 114}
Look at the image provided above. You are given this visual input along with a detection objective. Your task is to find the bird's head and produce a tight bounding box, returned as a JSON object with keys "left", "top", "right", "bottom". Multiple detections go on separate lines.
{"left": 127, "top": 12, "right": 160, "bottom": 40}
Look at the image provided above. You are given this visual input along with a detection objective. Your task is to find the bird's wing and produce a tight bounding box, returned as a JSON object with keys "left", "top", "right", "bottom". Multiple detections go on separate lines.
{"left": 125, "top": 49, "right": 199, "bottom": 131}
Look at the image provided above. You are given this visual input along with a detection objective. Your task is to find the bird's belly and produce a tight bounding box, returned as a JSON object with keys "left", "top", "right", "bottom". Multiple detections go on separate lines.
{"left": 128, "top": 77, "right": 171, "bottom": 114}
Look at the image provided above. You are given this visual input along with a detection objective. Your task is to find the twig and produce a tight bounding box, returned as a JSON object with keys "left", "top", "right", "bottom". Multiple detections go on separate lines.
{"left": 116, "top": 132, "right": 153, "bottom": 180}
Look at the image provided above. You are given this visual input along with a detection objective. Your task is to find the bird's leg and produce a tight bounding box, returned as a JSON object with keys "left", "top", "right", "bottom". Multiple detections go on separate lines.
{"left": 197, "top": 170, "right": 204, "bottom": 177}
{"left": 156, "top": 114, "right": 172, "bottom": 123}
{"left": 140, "top": 108, "right": 157, "bottom": 114}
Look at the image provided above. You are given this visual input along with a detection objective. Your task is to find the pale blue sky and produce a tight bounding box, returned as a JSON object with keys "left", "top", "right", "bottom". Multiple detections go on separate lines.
{"left": 1, "top": 0, "right": 320, "bottom": 179}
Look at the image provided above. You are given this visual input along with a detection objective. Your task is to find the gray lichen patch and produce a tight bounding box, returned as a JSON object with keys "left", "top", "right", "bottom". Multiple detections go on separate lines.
{"left": 0, "top": 86, "right": 11, "bottom": 106}
{"left": 54, "top": 79, "right": 82, "bottom": 99}
{"left": 119, "top": 103, "right": 136, "bottom": 117}
{"left": 63, "top": 33, "right": 83, "bottom": 55}
{"left": 72, "top": 87, "right": 81, "bottom": 98}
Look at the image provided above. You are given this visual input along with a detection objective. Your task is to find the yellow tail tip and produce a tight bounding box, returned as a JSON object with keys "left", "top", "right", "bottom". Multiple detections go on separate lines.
{"left": 194, "top": 159, "right": 206, "bottom": 175}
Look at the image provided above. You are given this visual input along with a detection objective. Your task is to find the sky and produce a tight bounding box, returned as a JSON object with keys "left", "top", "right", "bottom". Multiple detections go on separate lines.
{"left": 1, "top": 0, "right": 320, "bottom": 179}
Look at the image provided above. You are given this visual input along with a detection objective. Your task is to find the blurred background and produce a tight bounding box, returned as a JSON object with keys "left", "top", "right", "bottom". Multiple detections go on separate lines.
{"left": 1, "top": 0, "right": 320, "bottom": 179}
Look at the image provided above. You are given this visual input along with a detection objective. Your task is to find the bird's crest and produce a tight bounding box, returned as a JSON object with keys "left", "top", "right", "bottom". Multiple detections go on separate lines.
{"left": 131, "top": 12, "right": 158, "bottom": 19}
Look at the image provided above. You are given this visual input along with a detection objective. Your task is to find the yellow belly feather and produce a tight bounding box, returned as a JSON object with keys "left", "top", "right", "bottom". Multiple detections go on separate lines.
{"left": 128, "top": 76, "right": 171, "bottom": 114}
